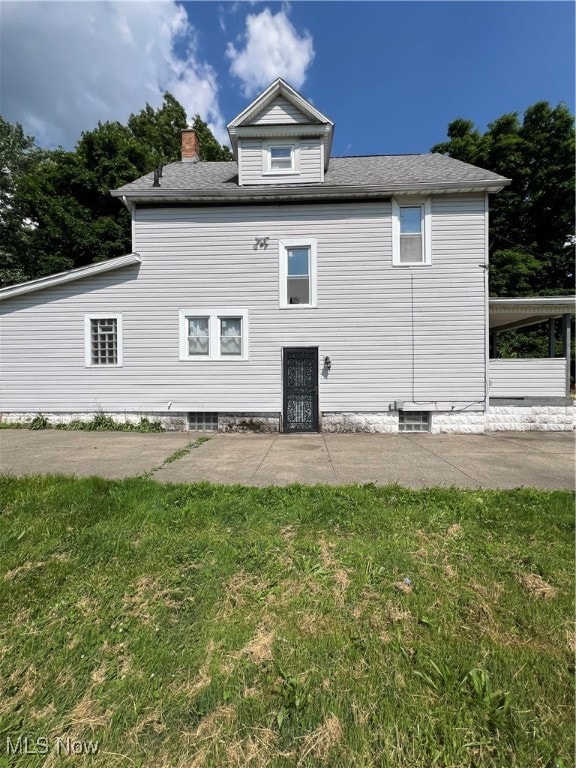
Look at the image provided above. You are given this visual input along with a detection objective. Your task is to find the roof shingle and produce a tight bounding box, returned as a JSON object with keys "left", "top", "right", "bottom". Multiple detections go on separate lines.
{"left": 114, "top": 153, "right": 508, "bottom": 196}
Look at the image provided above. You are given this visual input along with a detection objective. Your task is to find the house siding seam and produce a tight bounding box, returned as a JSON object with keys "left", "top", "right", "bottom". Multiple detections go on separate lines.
{"left": 0, "top": 196, "right": 487, "bottom": 417}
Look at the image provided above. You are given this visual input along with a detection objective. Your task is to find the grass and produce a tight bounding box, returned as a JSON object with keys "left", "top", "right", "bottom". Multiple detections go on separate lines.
{"left": 0, "top": 414, "right": 164, "bottom": 432}
{"left": 0, "top": 477, "right": 573, "bottom": 767}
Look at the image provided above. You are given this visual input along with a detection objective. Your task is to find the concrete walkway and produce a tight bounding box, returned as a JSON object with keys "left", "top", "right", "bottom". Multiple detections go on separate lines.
{"left": 0, "top": 429, "right": 574, "bottom": 489}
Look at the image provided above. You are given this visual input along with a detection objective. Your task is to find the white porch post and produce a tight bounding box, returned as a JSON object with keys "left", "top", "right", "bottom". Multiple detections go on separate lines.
{"left": 562, "top": 313, "right": 571, "bottom": 395}
{"left": 548, "top": 318, "right": 555, "bottom": 358}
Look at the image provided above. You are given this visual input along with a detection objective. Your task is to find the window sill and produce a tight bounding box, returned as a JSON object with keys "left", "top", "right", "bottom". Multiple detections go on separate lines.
{"left": 179, "top": 357, "right": 248, "bottom": 362}
{"left": 392, "top": 262, "right": 432, "bottom": 268}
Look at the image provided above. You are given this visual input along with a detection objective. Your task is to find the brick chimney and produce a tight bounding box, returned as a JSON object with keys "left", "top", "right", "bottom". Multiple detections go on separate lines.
{"left": 181, "top": 129, "right": 199, "bottom": 162}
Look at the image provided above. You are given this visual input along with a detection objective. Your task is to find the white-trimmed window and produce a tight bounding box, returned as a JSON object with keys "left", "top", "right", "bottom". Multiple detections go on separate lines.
{"left": 179, "top": 308, "right": 249, "bottom": 361}
{"left": 392, "top": 197, "right": 432, "bottom": 266}
{"left": 279, "top": 238, "right": 317, "bottom": 308}
{"left": 264, "top": 142, "right": 298, "bottom": 175}
{"left": 85, "top": 314, "right": 122, "bottom": 367}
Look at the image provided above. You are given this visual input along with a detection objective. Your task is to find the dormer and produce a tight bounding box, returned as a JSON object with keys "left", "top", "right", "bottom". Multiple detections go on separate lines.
{"left": 227, "top": 78, "right": 334, "bottom": 186}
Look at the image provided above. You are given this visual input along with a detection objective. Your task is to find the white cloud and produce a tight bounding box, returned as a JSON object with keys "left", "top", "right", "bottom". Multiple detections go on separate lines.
{"left": 0, "top": 1, "right": 228, "bottom": 149}
{"left": 226, "top": 8, "right": 314, "bottom": 97}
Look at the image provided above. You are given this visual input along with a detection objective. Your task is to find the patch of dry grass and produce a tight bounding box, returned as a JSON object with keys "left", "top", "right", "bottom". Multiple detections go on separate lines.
{"left": 0, "top": 476, "right": 572, "bottom": 767}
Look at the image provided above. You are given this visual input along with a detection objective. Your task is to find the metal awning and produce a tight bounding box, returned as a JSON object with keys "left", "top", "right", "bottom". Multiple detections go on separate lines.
{"left": 489, "top": 296, "right": 575, "bottom": 332}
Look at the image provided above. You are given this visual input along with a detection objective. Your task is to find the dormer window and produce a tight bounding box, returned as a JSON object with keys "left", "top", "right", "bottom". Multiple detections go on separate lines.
{"left": 265, "top": 142, "right": 298, "bottom": 175}
{"left": 270, "top": 146, "right": 293, "bottom": 170}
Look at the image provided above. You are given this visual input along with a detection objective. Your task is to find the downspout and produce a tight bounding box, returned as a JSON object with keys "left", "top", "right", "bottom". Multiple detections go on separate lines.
{"left": 484, "top": 192, "right": 490, "bottom": 411}
{"left": 120, "top": 196, "right": 136, "bottom": 253}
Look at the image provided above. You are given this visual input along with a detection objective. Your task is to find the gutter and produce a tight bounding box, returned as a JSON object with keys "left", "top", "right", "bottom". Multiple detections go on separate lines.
{"left": 111, "top": 178, "right": 511, "bottom": 205}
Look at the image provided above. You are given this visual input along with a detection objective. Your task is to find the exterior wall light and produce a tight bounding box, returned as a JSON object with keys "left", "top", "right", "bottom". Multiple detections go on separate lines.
{"left": 324, "top": 356, "right": 332, "bottom": 370}
{"left": 255, "top": 236, "right": 269, "bottom": 248}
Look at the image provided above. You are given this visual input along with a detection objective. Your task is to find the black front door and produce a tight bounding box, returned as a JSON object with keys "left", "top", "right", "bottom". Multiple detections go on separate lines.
{"left": 283, "top": 347, "right": 319, "bottom": 433}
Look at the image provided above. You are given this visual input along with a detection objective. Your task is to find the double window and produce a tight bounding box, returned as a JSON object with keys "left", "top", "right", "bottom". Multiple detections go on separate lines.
{"left": 279, "top": 239, "right": 317, "bottom": 308}
{"left": 392, "top": 197, "right": 432, "bottom": 266}
{"left": 85, "top": 314, "right": 122, "bottom": 366}
{"left": 179, "top": 308, "right": 248, "bottom": 360}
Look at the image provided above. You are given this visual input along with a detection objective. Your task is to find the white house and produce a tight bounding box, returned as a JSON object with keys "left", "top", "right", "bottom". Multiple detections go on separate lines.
{"left": 0, "top": 79, "right": 574, "bottom": 433}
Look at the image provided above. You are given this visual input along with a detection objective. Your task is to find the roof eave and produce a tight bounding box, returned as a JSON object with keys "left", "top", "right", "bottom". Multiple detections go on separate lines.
{"left": 111, "top": 178, "right": 511, "bottom": 204}
{"left": 0, "top": 253, "right": 141, "bottom": 301}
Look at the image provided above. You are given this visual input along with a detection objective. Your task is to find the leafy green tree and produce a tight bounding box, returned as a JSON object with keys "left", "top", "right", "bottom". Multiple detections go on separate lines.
{"left": 0, "top": 118, "right": 51, "bottom": 284}
{"left": 127, "top": 93, "right": 187, "bottom": 166}
{"left": 433, "top": 101, "right": 575, "bottom": 298}
{"left": 191, "top": 115, "right": 233, "bottom": 161}
{"left": 0, "top": 94, "right": 232, "bottom": 285}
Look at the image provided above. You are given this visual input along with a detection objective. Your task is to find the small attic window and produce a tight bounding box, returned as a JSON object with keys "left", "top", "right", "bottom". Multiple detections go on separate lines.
{"left": 270, "top": 146, "right": 293, "bottom": 170}
{"left": 265, "top": 143, "right": 298, "bottom": 174}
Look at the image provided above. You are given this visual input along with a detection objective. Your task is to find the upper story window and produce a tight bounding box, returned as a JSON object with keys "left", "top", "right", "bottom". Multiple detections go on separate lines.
{"left": 279, "top": 239, "right": 317, "bottom": 308}
{"left": 264, "top": 142, "right": 298, "bottom": 175}
{"left": 270, "top": 146, "right": 293, "bottom": 170}
{"left": 179, "top": 308, "right": 249, "bottom": 361}
{"left": 85, "top": 314, "right": 122, "bottom": 367}
{"left": 392, "top": 197, "right": 432, "bottom": 266}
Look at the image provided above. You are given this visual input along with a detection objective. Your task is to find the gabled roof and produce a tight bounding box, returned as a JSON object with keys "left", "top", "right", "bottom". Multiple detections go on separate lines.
{"left": 0, "top": 253, "right": 141, "bottom": 301}
{"left": 112, "top": 154, "right": 510, "bottom": 204}
{"left": 227, "top": 78, "right": 334, "bottom": 170}
{"left": 228, "top": 78, "right": 333, "bottom": 129}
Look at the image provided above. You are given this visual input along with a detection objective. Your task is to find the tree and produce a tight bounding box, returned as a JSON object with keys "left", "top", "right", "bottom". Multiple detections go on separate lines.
{"left": 190, "top": 115, "right": 233, "bottom": 161}
{"left": 432, "top": 101, "right": 575, "bottom": 298}
{"left": 127, "top": 93, "right": 186, "bottom": 162}
{"left": 0, "top": 94, "right": 232, "bottom": 285}
{"left": 0, "top": 118, "right": 50, "bottom": 284}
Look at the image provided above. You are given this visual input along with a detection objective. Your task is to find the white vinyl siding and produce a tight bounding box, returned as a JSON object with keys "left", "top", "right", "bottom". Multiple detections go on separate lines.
{"left": 0, "top": 196, "right": 487, "bottom": 414}
{"left": 489, "top": 359, "right": 567, "bottom": 397}
{"left": 251, "top": 96, "right": 311, "bottom": 125}
{"left": 239, "top": 138, "right": 322, "bottom": 185}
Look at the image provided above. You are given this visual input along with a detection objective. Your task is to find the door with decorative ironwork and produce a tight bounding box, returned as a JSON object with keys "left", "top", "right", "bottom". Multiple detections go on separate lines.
{"left": 282, "top": 348, "right": 319, "bottom": 433}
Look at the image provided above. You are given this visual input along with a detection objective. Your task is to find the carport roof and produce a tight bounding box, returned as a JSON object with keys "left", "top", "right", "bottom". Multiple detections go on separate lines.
{"left": 489, "top": 296, "right": 576, "bottom": 332}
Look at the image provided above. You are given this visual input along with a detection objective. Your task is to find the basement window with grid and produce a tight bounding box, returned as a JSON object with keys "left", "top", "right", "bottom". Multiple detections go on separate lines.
{"left": 187, "top": 412, "right": 218, "bottom": 431}
{"left": 85, "top": 314, "right": 122, "bottom": 366}
{"left": 398, "top": 411, "right": 430, "bottom": 432}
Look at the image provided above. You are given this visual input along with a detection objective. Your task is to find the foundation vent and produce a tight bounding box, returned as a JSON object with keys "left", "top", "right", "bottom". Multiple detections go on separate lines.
{"left": 399, "top": 411, "right": 430, "bottom": 433}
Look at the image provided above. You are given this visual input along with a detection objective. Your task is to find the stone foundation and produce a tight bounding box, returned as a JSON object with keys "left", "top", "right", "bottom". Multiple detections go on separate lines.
{"left": 431, "top": 406, "right": 576, "bottom": 434}
{"left": 218, "top": 413, "right": 281, "bottom": 433}
{"left": 2, "top": 405, "right": 574, "bottom": 433}
{"left": 321, "top": 411, "right": 399, "bottom": 433}
{"left": 0, "top": 411, "right": 187, "bottom": 431}
{"left": 486, "top": 405, "right": 576, "bottom": 432}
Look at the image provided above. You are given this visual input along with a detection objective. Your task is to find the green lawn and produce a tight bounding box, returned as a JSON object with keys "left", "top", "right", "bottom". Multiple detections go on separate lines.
{"left": 0, "top": 476, "right": 573, "bottom": 767}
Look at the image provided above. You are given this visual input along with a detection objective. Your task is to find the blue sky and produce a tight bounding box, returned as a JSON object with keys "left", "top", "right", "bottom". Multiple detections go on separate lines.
{"left": 1, "top": 1, "right": 574, "bottom": 156}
